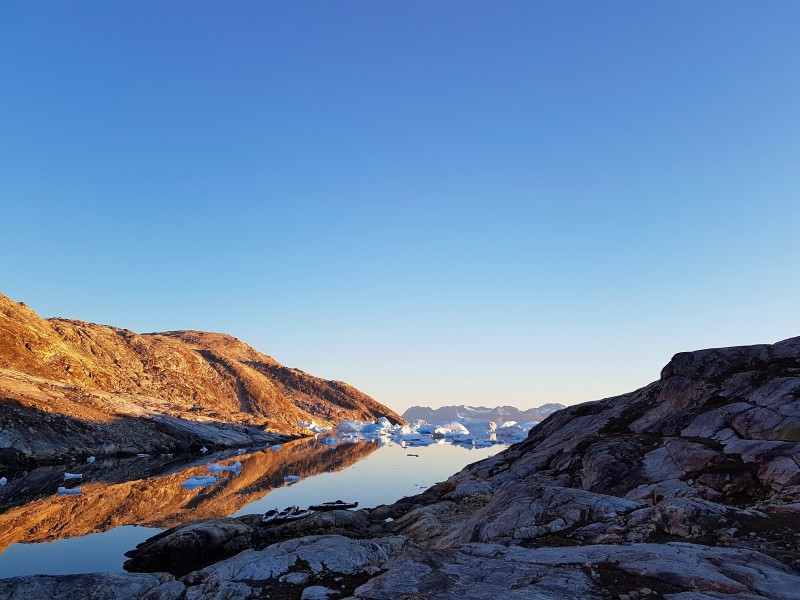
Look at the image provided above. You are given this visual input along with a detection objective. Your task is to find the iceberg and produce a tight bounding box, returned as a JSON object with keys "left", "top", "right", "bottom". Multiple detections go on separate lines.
{"left": 0, "top": 477, "right": 7, "bottom": 486}
{"left": 417, "top": 422, "right": 436, "bottom": 434}
{"left": 270, "top": 444, "right": 282, "bottom": 451}
{"left": 496, "top": 421, "right": 537, "bottom": 438}
{"left": 200, "top": 446, "right": 209, "bottom": 453}
{"left": 298, "top": 421, "right": 331, "bottom": 434}
{"left": 181, "top": 475, "right": 219, "bottom": 489}
{"left": 86, "top": 456, "right": 96, "bottom": 463}
{"left": 57, "top": 487, "right": 82, "bottom": 496}
{"left": 433, "top": 422, "right": 470, "bottom": 438}
{"left": 283, "top": 475, "right": 300, "bottom": 484}
{"left": 336, "top": 420, "right": 365, "bottom": 433}
{"left": 206, "top": 461, "right": 242, "bottom": 474}
{"left": 64, "top": 473, "right": 83, "bottom": 480}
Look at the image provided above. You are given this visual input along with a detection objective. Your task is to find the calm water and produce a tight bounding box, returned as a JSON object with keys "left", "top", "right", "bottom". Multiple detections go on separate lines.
{"left": 0, "top": 436, "right": 505, "bottom": 578}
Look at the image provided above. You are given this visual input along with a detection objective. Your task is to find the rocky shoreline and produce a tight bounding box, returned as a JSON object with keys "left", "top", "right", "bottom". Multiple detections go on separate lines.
{"left": 4, "top": 337, "right": 800, "bottom": 599}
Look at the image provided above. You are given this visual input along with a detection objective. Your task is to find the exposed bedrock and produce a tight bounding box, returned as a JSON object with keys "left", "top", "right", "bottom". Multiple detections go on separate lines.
{"left": 5, "top": 336, "right": 800, "bottom": 598}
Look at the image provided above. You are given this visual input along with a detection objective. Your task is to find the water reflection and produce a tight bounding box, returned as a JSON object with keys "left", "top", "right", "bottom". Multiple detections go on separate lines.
{"left": 0, "top": 438, "right": 378, "bottom": 553}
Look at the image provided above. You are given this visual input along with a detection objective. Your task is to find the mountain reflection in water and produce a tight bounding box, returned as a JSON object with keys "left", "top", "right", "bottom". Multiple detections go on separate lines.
{"left": 0, "top": 438, "right": 378, "bottom": 553}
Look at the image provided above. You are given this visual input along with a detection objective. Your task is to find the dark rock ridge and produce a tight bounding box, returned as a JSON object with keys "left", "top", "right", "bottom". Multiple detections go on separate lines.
{"left": 5, "top": 336, "right": 800, "bottom": 599}
{"left": 402, "top": 403, "right": 565, "bottom": 424}
{"left": 0, "top": 292, "right": 402, "bottom": 467}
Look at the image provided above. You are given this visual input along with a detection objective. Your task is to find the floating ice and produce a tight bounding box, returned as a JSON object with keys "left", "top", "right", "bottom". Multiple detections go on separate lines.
{"left": 57, "top": 487, "right": 82, "bottom": 496}
{"left": 336, "top": 420, "right": 365, "bottom": 433}
{"left": 433, "top": 422, "right": 470, "bottom": 438}
{"left": 181, "top": 476, "right": 219, "bottom": 489}
{"left": 298, "top": 420, "right": 331, "bottom": 434}
{"left": 206, "top": 461, "right": 242, "bottom": 474}
{"left": 236, "top": 449, "right": 245, "bottom": 455}
{"left": 64, "top": 473, "right": 83, "bottom": 480}
{"left": 86, "top": 456, "right": 96, "bottom": 464}
{"left": 284, "top": 475, "right": 300, "bottom": 484}
{"left": 136, "top": 453, "right": 149, "bottom": 458}
{"left": 0, "top": 477, "right": 7, "bottom": 486}
{"left": 270, "top": 445, "right": 282, "bottom": 451}
{"left": 200, "top": 447, "right": 208, "bottom": 453}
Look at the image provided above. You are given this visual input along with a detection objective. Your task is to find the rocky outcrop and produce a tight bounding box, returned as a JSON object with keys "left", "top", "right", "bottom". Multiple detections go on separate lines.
{"left": 0, "top": 292, "right": 401, "bottom": 466}
{"left": 5, "top": 336, "right": 800, "bottom": 598}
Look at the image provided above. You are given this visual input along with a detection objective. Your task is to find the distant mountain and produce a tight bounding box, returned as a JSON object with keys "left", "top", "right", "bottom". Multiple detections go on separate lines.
{"left": 402, "top": 403, "right": 565, "bottom": 425}
{"left": 0, "top": 291, "right": 402, "bottom": 466}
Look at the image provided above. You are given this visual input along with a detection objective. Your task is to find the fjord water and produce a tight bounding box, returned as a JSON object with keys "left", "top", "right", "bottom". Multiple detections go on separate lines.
{"left": 0, "top": 436, "right": 505, "bottom": 578}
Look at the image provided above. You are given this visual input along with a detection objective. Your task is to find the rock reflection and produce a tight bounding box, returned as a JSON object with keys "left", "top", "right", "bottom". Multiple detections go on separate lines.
{"left": 0, "top": 438, "right": 378, "bottom": 553}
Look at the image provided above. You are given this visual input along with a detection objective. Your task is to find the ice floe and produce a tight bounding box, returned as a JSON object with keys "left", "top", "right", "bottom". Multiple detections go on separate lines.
{"left": 64, "top": 473, "right": 83, "bottom": 480}
{"left": 324, "top": 412, "right": 537, "bottom": 448}
{"left": 284, "top": 475, "right": 301, "bottom": 484}
{"left": 181, "top": 476, "right": 219, "bottom": 490}
{"left": 57, "top": 487, "right": 82, "bottom": 496}
{"left": 0, "top": 477, "right": 7, "bottom": 486}
{"left": 86, "top": 456, "right": 96, "bottom": 464}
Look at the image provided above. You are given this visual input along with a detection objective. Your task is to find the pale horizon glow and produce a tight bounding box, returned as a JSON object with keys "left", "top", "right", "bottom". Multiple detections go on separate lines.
{"left": 1, "top": 2, "right": 799, "bottom": 414}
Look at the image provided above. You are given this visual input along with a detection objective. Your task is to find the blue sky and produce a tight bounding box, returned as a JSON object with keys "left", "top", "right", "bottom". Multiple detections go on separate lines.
{"left": 1, "top": 2, "right": 799, "bottom": 413}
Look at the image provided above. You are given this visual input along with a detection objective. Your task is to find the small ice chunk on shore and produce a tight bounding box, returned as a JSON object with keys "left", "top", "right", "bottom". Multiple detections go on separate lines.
{"left": 284, "top": 475, "right": 300, "bottom": 484}
{"left": 57, "top": 487, "right": 82, "bottom": 495}
{"left": 64, "top": 473, "right": 83, "bottom": 480}
{"left": 270, "top": 445, "right": 282, "bottom": 451}
{"left": 236, "top": 449, "right": 245, "bottom": 454}
{"left": 181, "top": 476, "right": 219, "bottom": 489}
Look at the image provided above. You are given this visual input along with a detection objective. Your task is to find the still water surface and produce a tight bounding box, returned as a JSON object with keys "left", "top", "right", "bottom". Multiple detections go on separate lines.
{"left": 0, "top": 436, "right": 504, "bottom": 578}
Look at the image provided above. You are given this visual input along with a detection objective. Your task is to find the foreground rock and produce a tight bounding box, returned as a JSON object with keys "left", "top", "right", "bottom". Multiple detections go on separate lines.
{"left": 5, "top": 336, "right": 800, "bottom": 598}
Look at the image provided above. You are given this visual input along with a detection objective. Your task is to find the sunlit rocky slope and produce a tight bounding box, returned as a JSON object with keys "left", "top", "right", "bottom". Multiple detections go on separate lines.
{"left": 0, "top": 292, "right": 401, "bottom": 466}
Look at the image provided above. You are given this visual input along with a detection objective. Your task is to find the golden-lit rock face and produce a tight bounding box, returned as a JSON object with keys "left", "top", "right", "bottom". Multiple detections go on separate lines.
{"left": 0, "top": 291, "right": 402, "bottom": 440}
{"left": 0, "top": 439, "right": 378, "bottom": 552}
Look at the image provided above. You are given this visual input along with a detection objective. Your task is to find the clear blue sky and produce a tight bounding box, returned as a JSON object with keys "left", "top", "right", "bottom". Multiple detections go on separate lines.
{"left": 2, "top": 2, "right": 799, "bottom": 413}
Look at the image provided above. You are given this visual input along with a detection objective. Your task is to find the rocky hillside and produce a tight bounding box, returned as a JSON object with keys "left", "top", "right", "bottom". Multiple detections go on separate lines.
{"left": 14, "top": 336, "right": 800, "bottom": 599}
{"left": 0, "top": 292, "right": 401, "bottom": 466}
{"left": 403, "top": 403, "right": 564, "bottom": 424}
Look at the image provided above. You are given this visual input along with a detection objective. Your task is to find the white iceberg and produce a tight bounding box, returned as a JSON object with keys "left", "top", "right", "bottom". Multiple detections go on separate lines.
{"left": 417, "top": 422, "right": 436, "bottom": 434}
{"left": 433, "top": 422, "right": 470, "bottom": 438}
{"left": 206, "top": 461, "right": 242, "bottom": 474}
{"left": 181, "top": 475, "right": 219, "bottom": 489}
{"left": 86, "top": 456, "right": 96, "bottom": 464}
{"left": 336, "top": 420, "right": 365, "bottom": 433}
{"left": 236, "top": 449, "right": 245, "bottom": 455}
{"left": 0, "top": 477, "right": 7, "bottom": 486}
{"left": 298, "top": 421, "right": 330, "bottom": 434}
{"left": 64, "top": 473, "right": 83, "bottom": 480}
{"left": 200, "top": 447, "right": 209, "bottom": 453}
{"left": 57, "top": 487, "right": 82, "bottom": 496}
{"left": 496, "top": 421, "right": 537, "bottom": 438}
